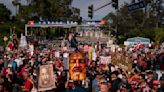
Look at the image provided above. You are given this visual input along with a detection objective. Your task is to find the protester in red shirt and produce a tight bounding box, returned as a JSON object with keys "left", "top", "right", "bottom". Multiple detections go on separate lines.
{"left": 22, "top": 72, "right": 33, "bottom": 91}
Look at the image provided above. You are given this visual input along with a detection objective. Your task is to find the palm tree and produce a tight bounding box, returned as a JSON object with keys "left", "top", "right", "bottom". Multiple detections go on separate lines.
{"left": 12, "top": 0, "right": 21, "bottom": 15}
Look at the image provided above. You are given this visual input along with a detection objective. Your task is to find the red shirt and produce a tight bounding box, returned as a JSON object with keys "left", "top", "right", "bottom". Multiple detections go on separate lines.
{"left": 24, "top": 79, "right": 32, "bottom": 90}
{"left": 21, "top": 67, "right": 26, "bottom": 75}
{"left": 8, "top": 42, "right": 13, "bottom": 50}
{"left": 2, "top": 68, "right": 7, "bottom": 77}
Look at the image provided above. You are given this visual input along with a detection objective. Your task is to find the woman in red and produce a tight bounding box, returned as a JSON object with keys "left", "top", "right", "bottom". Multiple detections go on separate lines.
{"left": 6, "top": 41, "right": 14, "bottom": 51}
{"left": 22, "top": 72, "right": 33, "bottom": 91}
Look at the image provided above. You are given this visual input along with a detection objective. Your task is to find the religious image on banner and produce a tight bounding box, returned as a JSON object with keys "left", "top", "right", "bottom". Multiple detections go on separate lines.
{"left": 38, "top": 64, "right": 56, "bottom": 91}
{"left": 69, "top": 52, "right": 86, "bottom": 80}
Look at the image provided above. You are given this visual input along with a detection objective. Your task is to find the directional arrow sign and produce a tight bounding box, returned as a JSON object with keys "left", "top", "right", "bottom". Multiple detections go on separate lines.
{"left": 128, "top": 1, "right": 145, "bottom": 11}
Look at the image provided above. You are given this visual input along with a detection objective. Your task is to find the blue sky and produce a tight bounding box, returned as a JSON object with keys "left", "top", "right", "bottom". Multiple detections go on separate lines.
{"left": 72, "top": 0, "right": 131, "bottom": 20}
{"left": 0, "top": 0, "right": 131, "bottom": 20}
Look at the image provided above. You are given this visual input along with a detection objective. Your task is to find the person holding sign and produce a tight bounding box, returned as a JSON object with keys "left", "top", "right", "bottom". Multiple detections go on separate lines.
{"left": 69, "top": 52, "right": 86, "bottom": 80}
{"left": 38, "top": 65, "right": 56, "bottom": 91}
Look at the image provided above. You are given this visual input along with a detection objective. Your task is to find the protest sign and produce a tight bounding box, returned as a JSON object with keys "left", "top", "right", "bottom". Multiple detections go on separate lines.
{"left": 69, "top": 52, "right": 86, "bottom": 80}
{"left": 55, "top": 51, "right": 60, "bottom": 57}
{"left": 38, "top": 64, "right": 56, "bottom": 91}
{"left": 100, "top": 56, "right": 111, "bottom": 64}
{"left": 112, "top": 53, "right": 132, "bottom": 71}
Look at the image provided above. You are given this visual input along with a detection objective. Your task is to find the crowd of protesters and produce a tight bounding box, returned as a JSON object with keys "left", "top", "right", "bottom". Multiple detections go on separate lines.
{"left": 0, "top": 33, "right": 163, "bottom": 92}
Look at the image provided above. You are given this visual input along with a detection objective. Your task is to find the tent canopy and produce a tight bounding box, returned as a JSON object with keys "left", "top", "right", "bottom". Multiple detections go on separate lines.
{"left": 127, "top": 37, "right": 150, "bottom": 43}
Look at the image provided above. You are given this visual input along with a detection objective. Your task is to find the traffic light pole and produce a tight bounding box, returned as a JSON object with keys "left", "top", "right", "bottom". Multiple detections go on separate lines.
{"left": 94, "top": 2, "right": 112, "bottom": 11}
{"left": 87, "top": 0, "right": 119, "bottom": 43}
{"left": 88, "top": 5, "right": 93, "bottom": 19}
{"left": 111, "top": 0, "right": 118, "bottom": 44}
{"left": 116, "top": 9, "right": 118, "bottom": 44}
{"left": 88, "top": 1, "right": 113, "bottom": 19}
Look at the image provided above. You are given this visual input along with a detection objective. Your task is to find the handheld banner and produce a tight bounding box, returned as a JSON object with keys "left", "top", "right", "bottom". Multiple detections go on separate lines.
{"left": 100, "top": 56, "right": 111, "bottom": 64}
{"left": 38, "top": 64, "right": 56, "bottom": 91}
{"left": 69, "top": 52, "right": 86, "bottom": 80}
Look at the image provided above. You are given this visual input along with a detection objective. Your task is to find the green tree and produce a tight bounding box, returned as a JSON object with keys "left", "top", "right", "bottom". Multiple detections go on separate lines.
{"left": 155, "top": 28, "right": 164, "bottom": 44}
{"left": 29, "top": 0, "right": 75, "bottom": 20}
{"left": 16, "top": 0, "right": 79, "bottom": 22}
{"left": 0, "top": 4, "right": 11, "bottom": 22}
{"left": 16, "top": 5, "right": 34, "bottom": 21}
{"left": 104, "top": 0, "right": 163, "bottom": 44}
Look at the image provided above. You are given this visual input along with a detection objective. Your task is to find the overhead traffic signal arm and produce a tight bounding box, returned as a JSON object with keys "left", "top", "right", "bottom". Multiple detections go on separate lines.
{"left": 88, "top": 0, "right": 118, "bottom": 18}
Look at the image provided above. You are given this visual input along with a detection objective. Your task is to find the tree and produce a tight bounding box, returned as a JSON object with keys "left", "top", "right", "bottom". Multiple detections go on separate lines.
{"left": 155, "top": 28, "right": 164, "bottom": 44}
{"left": 16, "top": 5, "right": 34, "bottom": 21}
{"left": 104, "top": 1, "right": 163, "bottom": 44}
{"left": 16, "top": 0, "right": 79, "bottom": 22}
{"left": 29, "top": 0, "right": 75, "bottom": 20}
{"left": 0, "top": 4, "right": 11, "bottom": 22}
{"left": 12, "top": 0, "right": 21, "bottom": 15}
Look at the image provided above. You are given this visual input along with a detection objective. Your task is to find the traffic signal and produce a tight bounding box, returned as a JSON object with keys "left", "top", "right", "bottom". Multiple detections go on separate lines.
{"left": 112, "top": 0, "right": 118, "bottom": 9}
{"left": 88, "top": 5, "right": 93, "bottom": 19}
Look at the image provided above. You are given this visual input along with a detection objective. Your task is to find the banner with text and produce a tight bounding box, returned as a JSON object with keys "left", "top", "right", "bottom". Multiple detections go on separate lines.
{"left": 100, "top": 56, "right": 111, "bottom": 64}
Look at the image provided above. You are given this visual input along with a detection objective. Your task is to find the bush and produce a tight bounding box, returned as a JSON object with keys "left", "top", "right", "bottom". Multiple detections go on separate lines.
{"left": 154, "top": 28, "right": 164, "bottom": 44}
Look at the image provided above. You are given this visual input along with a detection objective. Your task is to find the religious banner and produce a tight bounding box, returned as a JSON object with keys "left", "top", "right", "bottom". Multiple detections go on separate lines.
{"left": 100, "top": 56, "right": 111, "bottom": 64}
{"left": 38, "top": 64, "right": 56, "bottom": 91}
{"left": 69, "top": 52, "right": 86, "bottom": 80}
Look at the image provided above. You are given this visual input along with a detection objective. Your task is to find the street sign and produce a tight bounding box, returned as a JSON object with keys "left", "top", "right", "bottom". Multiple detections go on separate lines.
{"left": 128, "top": 1, "right": 145, "bottom": 11}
